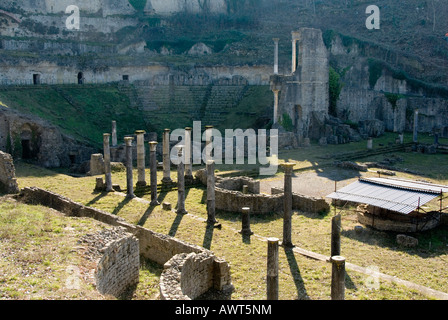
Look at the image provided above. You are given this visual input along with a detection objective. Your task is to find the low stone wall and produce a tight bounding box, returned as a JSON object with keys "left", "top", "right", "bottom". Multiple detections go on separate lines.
{"left": 159, "top": 252, "right": 232, "bottom": 300}
{"left": 215, "top": 187, "right": 283, "bottom": 214}
{"left": 79, "top": 227, "right": 140, "bottom": 297}
{"left": 17, "top": 187, "right": 232, "bottom": 298}
{"left": 271, "top": 187, "right": 330, "bottom": 214}
{"left": 357, "top": 205, "right": 441, "bottom": 233}
{"left": 195, "top": 169, "right": 330, "bottom": 214}
{"left": 0, "top": 151, "right": 19, "bottom": 194}
{"left": 216, "top": 176, "right": 260, "bottom": 194}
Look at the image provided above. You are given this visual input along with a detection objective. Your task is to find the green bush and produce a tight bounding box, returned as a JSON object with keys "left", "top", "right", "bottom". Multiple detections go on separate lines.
{"left": 279, "top": 113, "right": 294, "bottom": 132}
{"left": 329, "top": 67, "right": 343, "bottom": 116}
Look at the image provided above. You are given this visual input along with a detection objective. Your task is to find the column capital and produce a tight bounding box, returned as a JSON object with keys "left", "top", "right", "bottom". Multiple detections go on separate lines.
{"left": 281, "top": 162, "right": 296, "bottom": 172}
{"left": 273, "top": 38, "right": 279, "bottom": 42}
{"left": 185, "top": 127, "right": 192, "bottom": 131}
{"left": 164, "top": 128, "right": 171, "bottom": 133}
{"left": 124, "top": 136, "right": 133, "bottom": 146}
{"left": 135, "top": 130, "right": 146, "bottom": 135}
{"left": 103, "top": 133, "right": 111, "bottom": 137}
{"left": 149, "top": 141, "right": 158, "bottom": 151}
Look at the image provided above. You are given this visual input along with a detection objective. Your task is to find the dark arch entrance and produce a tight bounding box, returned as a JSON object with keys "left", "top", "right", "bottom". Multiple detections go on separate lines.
{"left": 77, "top": 72, "right": 84, "bottom": 84}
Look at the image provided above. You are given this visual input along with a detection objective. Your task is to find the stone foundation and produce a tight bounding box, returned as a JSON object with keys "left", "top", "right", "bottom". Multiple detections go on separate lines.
{"left": 0, "top": 151, "right": 19, "bottom": 194}
{"left": 159, "top": 252, "right": 232, "bottom": 300}
{"left": 79, "top": 227, "right": 140, "bottom": 297}
{"left": 16, "top": 187, "right": 232, "bottom": 298}
{"left": 195, "top": 169, "right": 330, "bottom": 214}
{"left": 357, "top": 205, "right": 441, "bottom": 233}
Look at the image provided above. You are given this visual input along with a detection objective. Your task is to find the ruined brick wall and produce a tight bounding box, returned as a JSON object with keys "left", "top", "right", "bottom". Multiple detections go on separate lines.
{"left": 0, "top": 151, "right": 19, "bottom": 194}
{"left": 18, "top": 187, "right": 231, "bottom": 297}
{"left": 17, "top": 187, "right": 208, "bottom": 265}
{"left": 271, "top": 187, "right": 330, "bottom": 214}
{"left": 79, "top": 227, "right": 139, "bottom": 297}
{"left": 159, "top": 252, "right": 232, "bottom": 300}
{"left": 215, "top": 187, "right": 283, "bottom": 214}
{"left": 194, "top": 169, "right": 329, "bottom": 214}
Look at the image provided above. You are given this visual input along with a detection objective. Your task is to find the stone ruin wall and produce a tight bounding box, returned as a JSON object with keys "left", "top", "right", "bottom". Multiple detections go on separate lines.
{"left": 356, "top": 204, "right": 441, "bottom": 233}
{"left": 0, "top": 150, "right": 19, "bottom": 194}
{"left": 79, "top": 227, "right": 140, "bottom": 297}
{"left": 159, "top": 252, "right": 231, "bottom": 300}
{"left": 195, "top": 169, "right": 330, "bottom": 214}
{"left": 17, "top": 186, "right": 232, "bottom": 298}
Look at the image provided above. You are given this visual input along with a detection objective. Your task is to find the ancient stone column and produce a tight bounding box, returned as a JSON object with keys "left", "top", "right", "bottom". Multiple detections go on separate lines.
{"left": 273, "top": 38, "right": 279, "bottom": 75}
{"left": 124, "top": 136, "right": 135, "bottom": 199}
{"left": 240, "top": 207, "right": 253, "bottom": 236}
{"left": 267, "top": 237, "right": 279, "bottom": 300}
{"left": 204, "top": 125, "right": 214, "bottom": 163}
{"left": 103, "top": 133, "right": 113, "bottom": 192}
{"left": 282, "top": 162, "right": 295, "bottom": 247}
{"left": 176, "top": 146, "right": 187, "bottom": 215}
{"left": 184, "top": 127, "right": 194, "bottom": 182}
{"left": 331, "top": 256, "right": 346, "bottom": 300}
{"left": 291, "top": 39, "right": 297, "bottom": 74}
{"left": 331, "top": 214, "right": 341, "bottom": 258}
{"left": 367, "top": 138, "right": 373, "bottom": 150}
{"left": 206, "top": 160, "right": 216, "bottom": 224}
{"left": 111, "top": 120, "right": 117, "bottom": 147}
{"left": 413, "top": 109, "right": 419, "bottom": 143}
{"left": 135, "top": 130, "right": 146, "bottom": 187}
{"left": 162, "top": 129, "right": 172, "bottom": 184}
{"left": 149, "top": 141, "right": 160, "bottom": 206}
{"left": 272, "top": 89, "right": 279, "bottom": 124}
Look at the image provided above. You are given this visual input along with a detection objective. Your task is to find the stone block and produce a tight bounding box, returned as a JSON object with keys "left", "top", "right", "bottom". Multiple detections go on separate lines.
{"left": 396, "top": 234, "right": 419, "bottom": 248}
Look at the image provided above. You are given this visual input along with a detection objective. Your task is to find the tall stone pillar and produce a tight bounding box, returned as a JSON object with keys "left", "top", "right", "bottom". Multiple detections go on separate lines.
{"left": 149, "top": 141, "right": 160, "bottom": 206}
{"left": 331, "top": 214, "right": 341, "bottom": 258}
{"left": 103, "top": 133, "right": 113, "bottom": 192}
{"left": 111, "top": 121, "right": 117, "bottom": 147}
{"left": 184, "top": 127, "right": 194, "bottom": 183}
{"left": 204, "top": 125, "right": 214, "bottom": 163}
{"left": 266, "top": 237, "right": 279, "bottom": 300}
{"left": 282, "top": 162, "right": 295, "bottom": 247}
{"left": 331, "top": 256, "right": 346, "bottom": 300}
{"left": 135, "top": 130, "right": 146, "bottom": 187}
{"left": 291, "top": 39, "right": 297, "bottom": 74}
{"left": 273, "top": 38, "right": 279, "bottom": 75}
{"left": 413, "top": 109, "right": 419, "bottom": 143}
{"left": 162, "top": 129, "right": 172, "bottom": 184}
{"left": 176, "top": 146, "right": 187, "bottom": 215}
{"left": 273, "top": 89, "right": 279, "bottom": 124}
{"left": 124, "top": 136, "right": 135, "bottom": 199}
{"left": 206, "top": 160, "right": 216, "bottom": 225}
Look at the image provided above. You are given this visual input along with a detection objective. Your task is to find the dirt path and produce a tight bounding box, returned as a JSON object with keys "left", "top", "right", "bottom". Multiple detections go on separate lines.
{"left": 260, "top": 168, "right": 364, "bottom": 198}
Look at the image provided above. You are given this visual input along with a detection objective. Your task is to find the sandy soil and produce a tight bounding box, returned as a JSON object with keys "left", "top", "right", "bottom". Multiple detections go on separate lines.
{"left": 260, "top": 167, "right": 364, "bottom": 198}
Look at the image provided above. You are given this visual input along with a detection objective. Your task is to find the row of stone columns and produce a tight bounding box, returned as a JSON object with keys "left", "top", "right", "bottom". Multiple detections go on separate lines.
{"left": 102, "top": 131, "right": 159, "bottom": 204}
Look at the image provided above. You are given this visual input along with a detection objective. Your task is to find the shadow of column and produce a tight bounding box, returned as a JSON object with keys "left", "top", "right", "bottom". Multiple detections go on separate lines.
{"left": 284, "top": 247, "right": 309, "bottom": 300}
{"left": 168, "top": 213, "right": 185, "bottom": 237}
{"left": 202, "top": 223, "right": 215, "bottom": 250}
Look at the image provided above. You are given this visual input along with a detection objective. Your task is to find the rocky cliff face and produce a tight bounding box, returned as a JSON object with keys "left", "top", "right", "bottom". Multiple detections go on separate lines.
{"left": 330, "top": 34, "right": 448, "bottom": 136}
{"left": 0, "top": 105, "right": 94, "bottom": 168}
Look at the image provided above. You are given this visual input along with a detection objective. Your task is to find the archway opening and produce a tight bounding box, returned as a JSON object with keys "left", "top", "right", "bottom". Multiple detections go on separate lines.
{"left": 78, "top": 72, "right": 84, "bottom": 84}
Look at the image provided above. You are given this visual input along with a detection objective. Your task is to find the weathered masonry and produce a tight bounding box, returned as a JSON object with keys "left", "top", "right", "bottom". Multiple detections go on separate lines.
{"left": 17, "top": 187, "right": 233, "bottom": 299}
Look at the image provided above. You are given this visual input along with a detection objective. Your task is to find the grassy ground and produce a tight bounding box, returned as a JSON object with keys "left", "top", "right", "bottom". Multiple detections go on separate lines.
{"left": 4, "top": 132, "right": 448, "bottom": 300}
